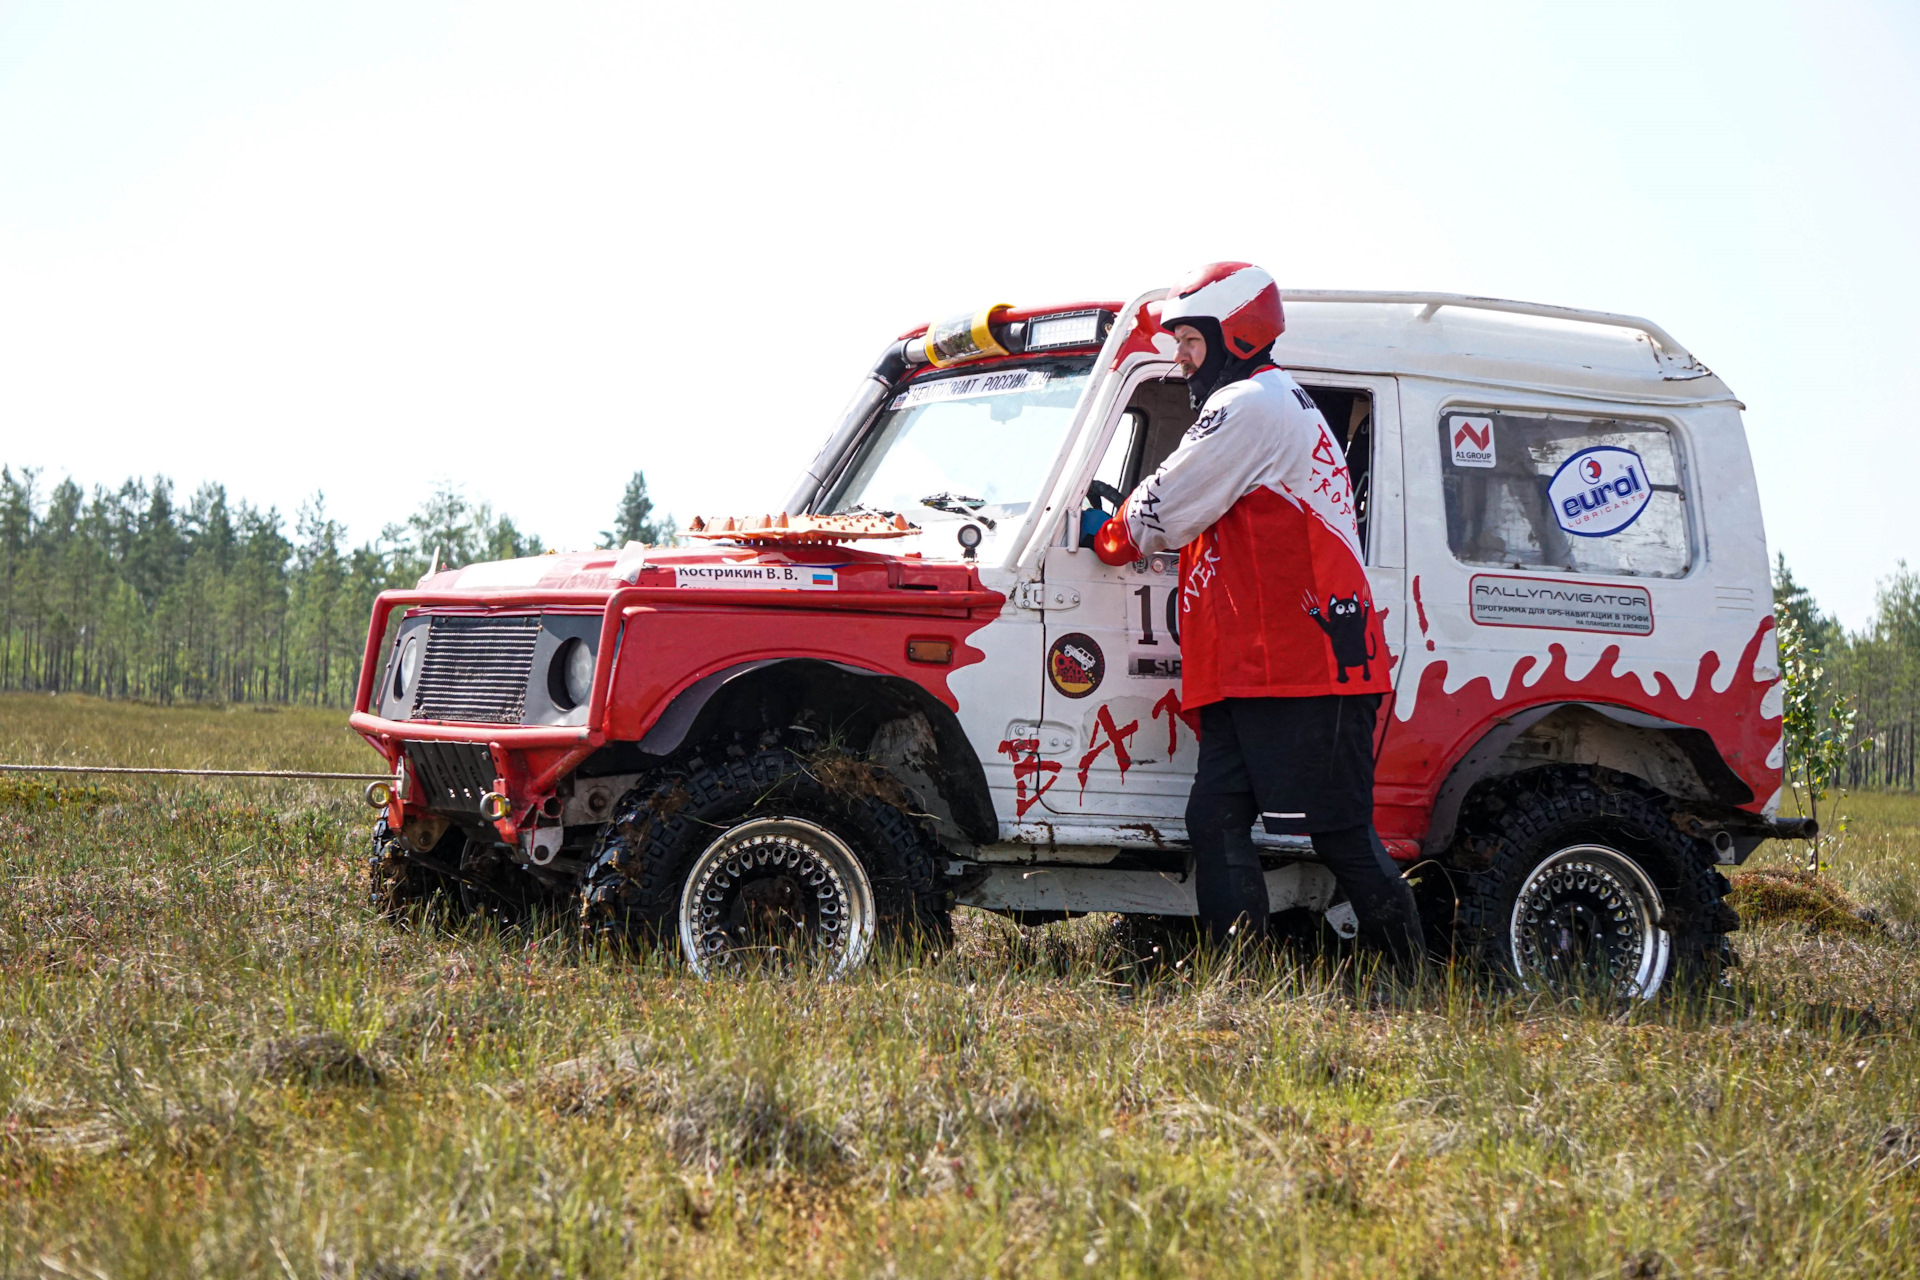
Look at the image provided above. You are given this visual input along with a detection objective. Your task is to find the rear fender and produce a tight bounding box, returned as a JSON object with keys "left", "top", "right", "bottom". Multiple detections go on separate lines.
{"left": 1425, "top": 700, "right": 1754, "bottom": 854}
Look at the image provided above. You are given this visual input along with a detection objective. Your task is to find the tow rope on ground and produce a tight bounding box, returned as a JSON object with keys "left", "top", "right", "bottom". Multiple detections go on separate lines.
{"left": 0, "top": 763, "right": 388, "bottom": 781}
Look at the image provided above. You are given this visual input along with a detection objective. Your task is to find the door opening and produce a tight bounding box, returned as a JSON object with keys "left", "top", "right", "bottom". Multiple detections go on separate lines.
{"left": 1088, "top": 375, "right": 1376, "bottom": 562}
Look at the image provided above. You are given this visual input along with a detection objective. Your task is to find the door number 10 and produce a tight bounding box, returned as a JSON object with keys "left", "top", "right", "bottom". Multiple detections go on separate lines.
{"left": 1133, "top": 585, "right": 1182, "bottom": 647}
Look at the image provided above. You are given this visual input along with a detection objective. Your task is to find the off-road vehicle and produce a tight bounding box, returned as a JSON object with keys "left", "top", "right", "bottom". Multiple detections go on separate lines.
{"left": 351, "top": 288, "right": 1804, "bottom": 994}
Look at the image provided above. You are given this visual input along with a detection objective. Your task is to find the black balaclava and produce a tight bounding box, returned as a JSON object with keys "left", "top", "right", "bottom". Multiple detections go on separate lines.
{"left": 1177, "top": 316, "right": 1277, "bottom": 412}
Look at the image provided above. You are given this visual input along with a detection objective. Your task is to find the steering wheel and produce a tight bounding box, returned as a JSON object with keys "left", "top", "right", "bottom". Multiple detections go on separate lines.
{"left": 1086, "top": 479, "right": 1126, "bottom": 514}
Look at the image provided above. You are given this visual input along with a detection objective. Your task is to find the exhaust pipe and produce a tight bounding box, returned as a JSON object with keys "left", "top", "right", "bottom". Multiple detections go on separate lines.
{"left": 1770, "top": 816, "right": 1818, "bottom": 840}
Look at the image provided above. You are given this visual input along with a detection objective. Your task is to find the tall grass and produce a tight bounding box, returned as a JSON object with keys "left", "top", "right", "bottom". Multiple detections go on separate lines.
{"left": 2, "top": 693, "right": 1918, "bottom": 1277}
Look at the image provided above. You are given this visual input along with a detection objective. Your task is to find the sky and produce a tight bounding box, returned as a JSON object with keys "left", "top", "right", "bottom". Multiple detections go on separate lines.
{"left": 0, "top": 0, "right": 1914, "bottom": 628}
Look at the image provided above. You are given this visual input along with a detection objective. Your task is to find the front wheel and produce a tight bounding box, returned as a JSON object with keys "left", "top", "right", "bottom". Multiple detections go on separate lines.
{"left": 367, "top": 818, "right": 465, "bottom": 922}
{"left": 678, "top": 817, "right": 877, "bottom": 977}
{"left": 579, "top": 745, "right": 949, "bottom": 970}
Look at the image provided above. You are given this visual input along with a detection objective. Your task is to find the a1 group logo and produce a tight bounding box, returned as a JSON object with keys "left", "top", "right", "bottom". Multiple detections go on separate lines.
{"left": 1450, "top": 416, "right": 1495, "bottom": 468}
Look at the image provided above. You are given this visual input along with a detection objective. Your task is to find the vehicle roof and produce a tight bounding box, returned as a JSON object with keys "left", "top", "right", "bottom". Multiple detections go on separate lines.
{"left": 1267, "top": 292, "right": 1739, "bottom": 407}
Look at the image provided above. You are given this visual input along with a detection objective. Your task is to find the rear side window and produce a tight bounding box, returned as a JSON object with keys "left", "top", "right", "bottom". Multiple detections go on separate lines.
{"left": 1439, "top": 410, "right": 1690, "bottom": 578}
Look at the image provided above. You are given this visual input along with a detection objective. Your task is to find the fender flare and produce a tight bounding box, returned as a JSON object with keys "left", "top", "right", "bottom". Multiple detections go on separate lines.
{"left": 1423, "top": 699, "right": 1753, "bottom": 854}
{"left": 633, "top": 657, "right": 998, "bottom": 844}
{"left": 636, "top": 659, "right": 783, "bottom": 756}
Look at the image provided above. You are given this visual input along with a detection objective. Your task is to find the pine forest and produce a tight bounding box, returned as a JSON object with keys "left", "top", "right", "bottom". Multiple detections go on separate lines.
{"left": 0, "top": 466, "right": 668, "bottom": 709}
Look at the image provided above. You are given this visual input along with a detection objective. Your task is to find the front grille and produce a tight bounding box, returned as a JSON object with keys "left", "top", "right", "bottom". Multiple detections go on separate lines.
{"left": 409, "top": 613, "right": 541, "bottom": 724}
{"left": 405, "top": 740, "right": 495, "bottom": 814}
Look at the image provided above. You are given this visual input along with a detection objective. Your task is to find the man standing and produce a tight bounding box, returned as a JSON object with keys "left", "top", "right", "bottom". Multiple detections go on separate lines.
{"left": 1094, "top": 261, "right": 1423, "bottom": 965}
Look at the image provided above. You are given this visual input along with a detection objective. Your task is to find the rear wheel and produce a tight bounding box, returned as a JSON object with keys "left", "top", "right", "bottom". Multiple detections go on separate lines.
{"left": 1454, "top": 769, "right": 1733, "bottom": 998}
{"left": 579, "top": 745, "right": 949, "bottom": 970}
{"left": 1507, "top": 843, "right": 1670, "bottom": 994}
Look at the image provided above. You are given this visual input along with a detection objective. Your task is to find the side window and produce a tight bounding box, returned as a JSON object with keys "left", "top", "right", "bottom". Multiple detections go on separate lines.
{"left": 1070, "top": 409, "right": 1142, "bottom": 546}
{"left": 1118, "top": 377, "right": 1196, "bottom": 491}
{"left": 1439, "top": 410, "right": 1690, "bottom": 578}
{"left": 1089, "top": 410, "right": 1139, "bottom": 497}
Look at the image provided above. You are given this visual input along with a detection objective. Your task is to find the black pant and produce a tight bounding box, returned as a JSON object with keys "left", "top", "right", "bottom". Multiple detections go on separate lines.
{"left": 1185, "top": 696, "right": 1423, "bottom": 965}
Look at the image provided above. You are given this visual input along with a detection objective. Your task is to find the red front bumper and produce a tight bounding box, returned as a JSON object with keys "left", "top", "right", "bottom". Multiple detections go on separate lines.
{"left": 350, "top": 582, "right": 1002, "bottom": 839}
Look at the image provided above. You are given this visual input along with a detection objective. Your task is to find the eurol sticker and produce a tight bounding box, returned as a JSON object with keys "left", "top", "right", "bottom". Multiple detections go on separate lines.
{"left": 1547, "top": 446, "right": 1652, "bottom": 537}
{"left": 1449, "top": 416, "right": 1495, "bottom": 468}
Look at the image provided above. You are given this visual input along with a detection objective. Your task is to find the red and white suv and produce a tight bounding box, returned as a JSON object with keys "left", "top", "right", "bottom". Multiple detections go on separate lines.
{"left": 352, "top": 289, "right": 1800, "bottom": 995}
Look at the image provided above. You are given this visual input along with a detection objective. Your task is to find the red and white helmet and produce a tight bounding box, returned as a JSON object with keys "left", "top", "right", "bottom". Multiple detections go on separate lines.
{"left": 1159, "top": 261, "right": 1285, "bottom": 359}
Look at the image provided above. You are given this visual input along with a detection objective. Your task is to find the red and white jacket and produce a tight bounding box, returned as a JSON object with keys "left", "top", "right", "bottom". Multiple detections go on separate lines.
{"left": 1106, "top": 366, "right": 1390, "bottom": 709}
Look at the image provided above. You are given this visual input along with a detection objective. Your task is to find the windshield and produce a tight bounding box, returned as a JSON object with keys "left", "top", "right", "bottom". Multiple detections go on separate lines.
{"left": 826, "top": 357, "right": 1093, "bottom": 525}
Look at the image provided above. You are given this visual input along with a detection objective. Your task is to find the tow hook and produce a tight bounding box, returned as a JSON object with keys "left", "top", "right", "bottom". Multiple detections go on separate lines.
{"left": 520, "top": 826, "right": 562, "bottom": 867}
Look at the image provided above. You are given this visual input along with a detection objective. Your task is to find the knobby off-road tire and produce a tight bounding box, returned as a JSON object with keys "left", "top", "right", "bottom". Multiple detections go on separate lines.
{"left": 578, "top": 746, "right": 951, "bottom": 965}
{"left": 458, "top": 838, "right": 542, "bottom": 929}
{"left": 1453, "top": 767, "right": 1736, "bottom": 998}
{"left": 367, "top": 818, "right": 465, "bottom": 922}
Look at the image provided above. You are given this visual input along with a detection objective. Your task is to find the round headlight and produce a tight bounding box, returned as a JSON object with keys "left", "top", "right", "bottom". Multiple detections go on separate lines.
{"left": 392, "top": 635, "right": 420, "bottom": 701}
{"left": 550, "top": 637, "right": 595, "bottom": 710}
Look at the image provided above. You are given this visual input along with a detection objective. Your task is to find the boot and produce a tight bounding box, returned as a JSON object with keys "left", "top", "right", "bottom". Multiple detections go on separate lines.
{"left": 1310, "top": 824, "right": 1425, "bottom": 970}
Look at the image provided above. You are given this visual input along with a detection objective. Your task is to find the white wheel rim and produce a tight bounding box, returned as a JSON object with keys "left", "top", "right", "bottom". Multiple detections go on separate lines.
{"left": 678, "top": 816, "right": 876, "bottom": 980}
{"left": 1509, "top": 843, "right": 1670, "bottom": 999}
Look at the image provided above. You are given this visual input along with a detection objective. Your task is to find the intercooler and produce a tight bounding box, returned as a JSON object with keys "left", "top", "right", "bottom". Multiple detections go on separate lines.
{"left": 408, "top": 614, "right": 541, "bottom": 724}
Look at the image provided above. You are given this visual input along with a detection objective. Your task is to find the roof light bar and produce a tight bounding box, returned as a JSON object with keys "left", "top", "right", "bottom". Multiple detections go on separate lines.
{"left": 1025, "top": 309, "right": 1114, "bottom": 352}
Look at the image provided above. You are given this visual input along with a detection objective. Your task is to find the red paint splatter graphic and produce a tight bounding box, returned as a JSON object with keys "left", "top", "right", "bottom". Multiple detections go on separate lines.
{"left": 1375, "top": 616, "right": 1782, "bottom": 844}
{"left": 1077, "top": 705, "right": 1140, "bottom": 799}
{"left": 1109, "top": 299, "right": 1171, "bottom": 368}
{"left": 997, "top": 738, "right": 1061, "bottom": 818}
{"left": 1412, "top": 575, "right": 1434, "bottom": 651}
{"left": 1151, "top": 689, "right": 1188, "bottom": 758}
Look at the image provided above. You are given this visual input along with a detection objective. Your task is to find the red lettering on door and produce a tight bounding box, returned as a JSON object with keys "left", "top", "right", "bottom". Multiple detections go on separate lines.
{"left": 996, "top": 737, "right": 1061, "bottom": 818}
{"left": 1075, "top": 705, "right": 1140, "bottom": 799}
{"left": 1151, "top": 688, "right": 1186, "bottom": 758}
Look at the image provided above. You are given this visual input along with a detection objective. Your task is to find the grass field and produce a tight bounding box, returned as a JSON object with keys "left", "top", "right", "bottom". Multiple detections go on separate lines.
{"left": 2, "top": 693, "right": 1918, "bottom": 1278}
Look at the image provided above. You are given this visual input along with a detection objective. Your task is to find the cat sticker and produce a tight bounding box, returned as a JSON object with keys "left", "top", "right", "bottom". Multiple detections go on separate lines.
{"left": 1303, "top": 591, "right": 1377, "bottom": 683}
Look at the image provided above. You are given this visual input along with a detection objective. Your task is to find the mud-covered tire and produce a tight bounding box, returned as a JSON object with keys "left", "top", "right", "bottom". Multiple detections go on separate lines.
{"left": 368, "top": 819, "right": 464, "bottom": 921}
{"left": 1453, "top": 767, "right": 1734, "bottom": 997}
{"left": 578, "top": 746, "right": 951, "bottom": 957}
